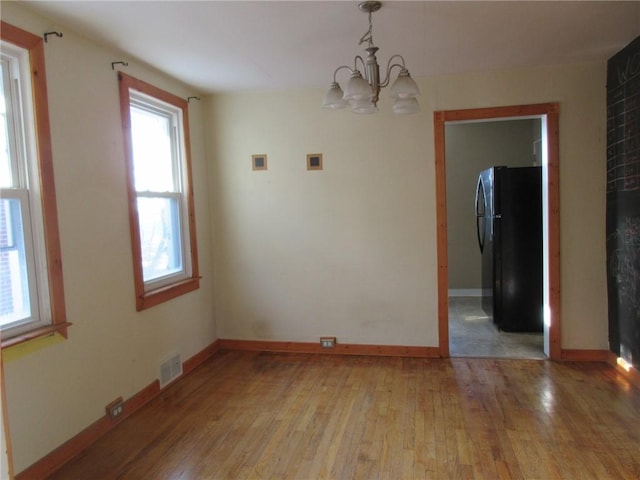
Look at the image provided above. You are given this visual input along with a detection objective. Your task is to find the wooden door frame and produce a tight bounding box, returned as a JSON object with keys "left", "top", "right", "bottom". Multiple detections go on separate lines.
{"left": 434, "top": 103, "right": 561, "bottom": 360}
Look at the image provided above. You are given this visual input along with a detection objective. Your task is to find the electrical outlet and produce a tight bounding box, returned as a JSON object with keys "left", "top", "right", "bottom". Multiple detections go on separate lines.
{"left": 320, "top": 337, "right": 336, "bottom": 348}
{"left": 106, "top": 397, "right": 124, "bottom": 419}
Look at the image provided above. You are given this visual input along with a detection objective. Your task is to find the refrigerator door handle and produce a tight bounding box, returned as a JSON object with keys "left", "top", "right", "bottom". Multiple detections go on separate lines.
{"left": 474, "top": 176, "right": 482, "bottom": 216}
{"left": 476, "top": 216, "right": 484, "bottom": 253}
{"left": 475, "top": 176, "right": 485, "bottom": 253}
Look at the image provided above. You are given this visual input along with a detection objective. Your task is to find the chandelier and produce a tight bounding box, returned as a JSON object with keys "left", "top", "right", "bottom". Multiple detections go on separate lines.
{"left": 322, "top": 1, "right": 420, "bottom": 115}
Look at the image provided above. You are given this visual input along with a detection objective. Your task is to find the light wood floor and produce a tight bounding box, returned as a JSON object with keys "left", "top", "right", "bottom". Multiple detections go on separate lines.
{"left": 49, "top": 351, "right": 640, "bottom": 479}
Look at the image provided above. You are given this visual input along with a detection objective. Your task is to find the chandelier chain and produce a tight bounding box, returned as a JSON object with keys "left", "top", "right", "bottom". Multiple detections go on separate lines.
{"left": 358, "top": 11, "right": 374, "bottom": 48}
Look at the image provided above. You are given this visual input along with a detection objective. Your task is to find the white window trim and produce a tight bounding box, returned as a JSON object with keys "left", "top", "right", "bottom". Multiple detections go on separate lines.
{"left": 129, "top": 94, "right": 193, "bottom": 292}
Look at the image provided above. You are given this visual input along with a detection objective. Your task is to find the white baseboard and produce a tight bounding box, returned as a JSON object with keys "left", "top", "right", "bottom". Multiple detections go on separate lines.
{"left": 448, "top": 289, "right": 482, "bottom": 297}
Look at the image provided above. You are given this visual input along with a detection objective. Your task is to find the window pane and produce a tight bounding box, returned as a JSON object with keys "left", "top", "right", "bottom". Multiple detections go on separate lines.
{"left": 130, "top": 105, "right": 175, "bottom": 192}
{"left": 0, "top": 198, "right": 31, "bottom": 326}
{"left": 137, "top": 196, "right": 183, "bottom": 283}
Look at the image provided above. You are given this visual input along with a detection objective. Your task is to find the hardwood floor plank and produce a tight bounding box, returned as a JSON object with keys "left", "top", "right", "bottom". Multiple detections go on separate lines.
{"left": 44, "top": 352, "right": 640, "bottom": 480}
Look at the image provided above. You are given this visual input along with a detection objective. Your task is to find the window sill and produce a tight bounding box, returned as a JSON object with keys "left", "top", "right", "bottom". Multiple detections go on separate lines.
{"left": 1, "top": 322, "right": 72, "bottom": 350}
{"left": 137, "top": 277, "right": 200, "bottom": 311}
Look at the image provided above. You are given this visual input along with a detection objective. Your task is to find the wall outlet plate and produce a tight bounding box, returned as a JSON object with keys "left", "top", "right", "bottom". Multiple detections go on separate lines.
{"left": 320, "top": 337, "right": 336, "bottom": 348}
{"left": 106, "top": 397, "right": 124, "bottom": 419}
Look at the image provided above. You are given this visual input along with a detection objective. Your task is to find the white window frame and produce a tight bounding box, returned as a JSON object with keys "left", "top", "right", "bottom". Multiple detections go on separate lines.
{"left": 1, "top": 22, "right": 68, "bottom": 347}
{"left": 118, "top": 72, "right": 199, "bottom": 311}
{"left": 1, "top": 43, "right": 48, "bottom": 333}
{"left": 130, "top": 94, "right": 192, "bottom": 291}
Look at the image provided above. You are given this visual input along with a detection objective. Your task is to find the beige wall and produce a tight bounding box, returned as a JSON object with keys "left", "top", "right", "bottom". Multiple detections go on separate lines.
{"left": 208, "top": 62, "right": 608, "bottom": 353}
{"left": 2, "top": 1, "right": 610, "bottom": 475}
{"left": 2, "top": 4, "right": 217, "bottom": 473}
{"left": 446, "top": 119, "right": 539, "bottom": 291}
{"left": 208, "top": 91, "right": 437, "bottom": 346}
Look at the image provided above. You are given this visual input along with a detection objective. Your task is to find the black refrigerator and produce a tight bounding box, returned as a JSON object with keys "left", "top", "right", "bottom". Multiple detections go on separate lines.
{"left": 475, "top": 166, "right": 543, "bottom": 332}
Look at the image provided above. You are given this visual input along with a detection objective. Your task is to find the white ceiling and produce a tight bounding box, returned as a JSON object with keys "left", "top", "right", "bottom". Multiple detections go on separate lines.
{"left": 22, "top": 1, "right": 640, "bottom": 94}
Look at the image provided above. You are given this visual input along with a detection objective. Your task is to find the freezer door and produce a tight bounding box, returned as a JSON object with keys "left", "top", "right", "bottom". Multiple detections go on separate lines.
{"left": 477, "top": 168, "right": 496, "bottom": 319}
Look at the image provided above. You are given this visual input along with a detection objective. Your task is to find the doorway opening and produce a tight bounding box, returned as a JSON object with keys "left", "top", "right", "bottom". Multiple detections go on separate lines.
{"left": 434, "top": 104, "right": 561, "bottom": 360}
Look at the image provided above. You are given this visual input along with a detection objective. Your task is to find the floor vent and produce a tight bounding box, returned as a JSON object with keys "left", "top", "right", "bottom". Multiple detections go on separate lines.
{"left": 159, "top": 353, "right": 183, "bottom": 388}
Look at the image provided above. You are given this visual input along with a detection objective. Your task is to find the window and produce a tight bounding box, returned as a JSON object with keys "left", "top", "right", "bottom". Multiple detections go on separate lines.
{"left": 0, "top": 22, "right": 68, "bottom": 347}
{"left": 118, "top": 72, "right": 199, "bottom": 310}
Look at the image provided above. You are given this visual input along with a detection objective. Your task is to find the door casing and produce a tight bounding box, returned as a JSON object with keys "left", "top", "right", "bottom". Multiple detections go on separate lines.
{"left": 434, "top": 103, "right": 561, "bottom": 360}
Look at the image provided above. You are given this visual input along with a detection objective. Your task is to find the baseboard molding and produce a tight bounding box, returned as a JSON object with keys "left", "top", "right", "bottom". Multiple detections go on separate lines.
{"left": 605, "top": 351, "right": 640, "bottom": 390}
{"left": 561, "top": 349, "right": 639, "bottom": 390}
{"left": 218, "top": 339, "right": 441, "bottom": 358}
{"left": 183, "top": 341, "right": 220, "bottom": 375}
{"left": 560, "top": 349, "right": 610, "bottom": 362}
{"left": 448, "top": 289, "right": 482, "bottom": 297}
{"left": 16, "top": 339, "right": 221, "bottom": 480}
{"left": 15, "top": 381, "right": 160, "bottom": 480}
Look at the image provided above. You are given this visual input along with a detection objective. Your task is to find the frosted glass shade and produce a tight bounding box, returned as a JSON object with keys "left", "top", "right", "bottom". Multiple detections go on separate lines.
{"left": 343, "top": 71, "right": 373, "bottom": 101}
{"left": 350, "top": 99, "right": 378, "bottom": 114}
{"left": 392, "top": 96, "right": 420, "bottom": 114}
{"left": 322, "top": 82, "right": 348, "bottom": 109}
{"left": 389, "top": 69, "right": 420, "bottom": 99}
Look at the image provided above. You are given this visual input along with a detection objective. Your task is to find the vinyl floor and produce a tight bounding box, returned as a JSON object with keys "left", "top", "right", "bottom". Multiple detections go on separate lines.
{"left": 449, "top": 296, "right": 545, "bottom": 359}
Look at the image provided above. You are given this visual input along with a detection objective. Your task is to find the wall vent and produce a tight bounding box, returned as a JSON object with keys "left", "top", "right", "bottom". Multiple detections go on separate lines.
{"left": 159, "top": 353, "right": 183, "bottom": 388}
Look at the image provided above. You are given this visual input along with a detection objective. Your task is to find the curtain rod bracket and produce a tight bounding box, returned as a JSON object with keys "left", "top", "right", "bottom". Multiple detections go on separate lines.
{"left": 44, "top": 31, "right": 63, "bottom": 43}
{"left": 187, "top": 96, "right": 201, "bottom": 103}
{"left": 111, "top": 61, "right": 129, "bottom": 70}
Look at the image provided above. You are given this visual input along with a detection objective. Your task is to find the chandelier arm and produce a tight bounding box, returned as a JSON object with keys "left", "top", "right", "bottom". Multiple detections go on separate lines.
{"left": 379, "top": 55, "right": 407, "bottom": 87}
{"left": 353, "top": 55, "right": 366, "bottom": 73}
{"left": 380, "top": 63, "right": 406, "bottom": 88}
{"left": 387, "top": 54, "right": 407, "bottom": 69}
{"left": 332, "top": 65, "right": 354, "bottom": 82}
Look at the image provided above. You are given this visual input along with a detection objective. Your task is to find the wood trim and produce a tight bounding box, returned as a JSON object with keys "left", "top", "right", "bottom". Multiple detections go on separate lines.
{"left": 181, "top": 94, "right": 200, "bottom": 289}
{"left": 605, "top": 352, "right": 640, "bottom": 390}
{"left": 1, "top": 322, "right": 72, "bottom": 349}
{"left": 218, "top": 339, "right": 441, "bottom": 358}
{"left": 438, "top": 104, "right": 557, "bottom": 122}
{"left": 29, "top": 28, "right": 68, "bottom": 334}
{"left": 117, "top": 71, "right": 145, "bottom": 309}
{"left": 0, "top": 21, "right": 41, "bottom": 48}
{"left": 183, "top": 340, "right": 220, "bottom": 375}
{"left": 433, "top": 103, "right": 561, "bottom": 360}
{"left": 118, "top": 72, "right": 189, "bottom": 109}
{"left": 117, "top": 71, "right": 200, "bottom": 311}
{"left": 560, "top": 349, "right": 610, "bottom": 362}
{"left": 1, "top": 21, "right": 69, "bottom": 346}
{"left": 137, "top": 277, "right": 200, "bottom": 311}
{"left": 433, "top": 111, "right": 449, "bottom": 358}
{"left": 15, "top": 340, "right": 220, "bottom": 479}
